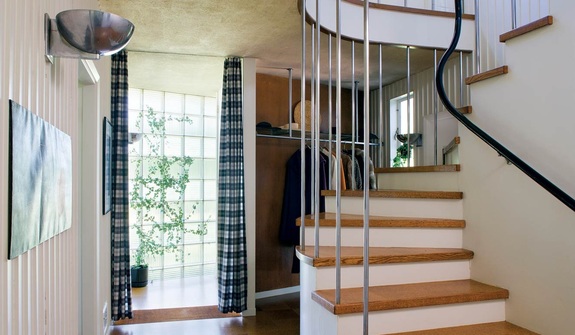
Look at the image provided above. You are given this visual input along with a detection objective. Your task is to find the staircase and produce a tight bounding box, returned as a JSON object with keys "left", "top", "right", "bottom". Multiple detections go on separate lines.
{"left": 297, "top": 165, "right": 539, "bottom": 334}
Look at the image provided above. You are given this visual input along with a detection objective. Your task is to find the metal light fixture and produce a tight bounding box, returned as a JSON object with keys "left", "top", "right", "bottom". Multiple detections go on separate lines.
{"left": 45, "top": 9, "right": 135, "bottom": 63}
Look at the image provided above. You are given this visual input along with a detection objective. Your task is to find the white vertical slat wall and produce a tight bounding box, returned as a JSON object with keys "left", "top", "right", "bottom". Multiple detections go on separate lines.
{"left": 1, "top": 0, "right": 99, "bottom": 334}
{"left": 476, "top": 0, "right": 549, "bottom": 73}
{"left": 370, "top": 53, "right": 473, "bottom": 166}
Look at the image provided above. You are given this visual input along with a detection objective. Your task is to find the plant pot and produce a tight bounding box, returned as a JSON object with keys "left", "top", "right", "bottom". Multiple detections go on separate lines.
{"left": 131, "top": 265, "right": 149, "bottom": 288}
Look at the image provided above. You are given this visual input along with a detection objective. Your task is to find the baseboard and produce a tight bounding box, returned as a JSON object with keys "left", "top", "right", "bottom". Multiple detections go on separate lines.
{"left": 255, "top": 286, "right": 300, "bottom": 300}
{"left": 241, "top": 307, "right": 257, "bottom": 317}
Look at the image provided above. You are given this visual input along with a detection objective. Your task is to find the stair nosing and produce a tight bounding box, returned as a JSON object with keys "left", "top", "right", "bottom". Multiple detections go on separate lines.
{"left": 312, "top": 279, "right": 509, "bottom": 315}
{"left": 465, "top": 65, "right": 509, "bottom": 85}
{"left": 375, "top": 164, "right": 460, "bottom": 174}
{"left": 297, "top": 213, "right": 465, "bottom": 228}
{"left": 386, "top": 321, "right": 540, "bottom": 335}
{"left": 500, "top": 15, "right": 553, "bottom": 42}
{"left": 322, "top": 189, "right": 463, "bottom": 200}
{"left": 296, "top": 246, "right": 474, "bottom": 267}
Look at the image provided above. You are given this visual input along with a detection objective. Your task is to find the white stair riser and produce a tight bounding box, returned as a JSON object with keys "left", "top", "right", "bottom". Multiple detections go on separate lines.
{"left": 310, "top": 260, "right": 471, "bottom": 289}
{"left": 377, "top": 172, "right": 460, "bottom": 191}
{"left": 303, "top": 227, "right": 463, "bottom": 248}
{"left": 325, "top": 197, "right": 464, "bottom": 219}
{"left": 306, "top": 300, "right": 506, "bottom": 335}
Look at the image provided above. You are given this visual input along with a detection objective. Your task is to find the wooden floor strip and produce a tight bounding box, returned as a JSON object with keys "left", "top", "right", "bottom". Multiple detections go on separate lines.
{"left": 465, "top": 66, "right": 508, "bottom": 85}
{"left": 500, "top": 16, "right": 553, "bottom": 42}
{"left": 386, "top": 321, "right": 539, "bottom": 335}
{"left": 375, "top": 164, "right": 460, "bottom": 174}
{"left": 296, "top": 246, "right": 473, "bottom": 267}
{"left": 321, "top": 189, "right": 463, "bottom": 199}
{"left": 113, "top": 305, "right": 240, "bottom": 325}
{"left": 312, "top": 280, "right": 509, "bottom": 315}
{"left": 296, "top": 213, "right": 466, "bottom": 228}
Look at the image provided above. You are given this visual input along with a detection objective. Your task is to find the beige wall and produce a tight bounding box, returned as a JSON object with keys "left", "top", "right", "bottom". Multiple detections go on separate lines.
{"left": 462, "top": 1, "right": 575, "bottom": 333}
{"left": 0, "top": 0, "right": 110, "bottom": 334}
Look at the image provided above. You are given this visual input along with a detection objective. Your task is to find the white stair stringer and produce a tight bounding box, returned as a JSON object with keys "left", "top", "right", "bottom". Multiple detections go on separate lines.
{"left": 325, "top": 196, "right": 464, "bottom": 219}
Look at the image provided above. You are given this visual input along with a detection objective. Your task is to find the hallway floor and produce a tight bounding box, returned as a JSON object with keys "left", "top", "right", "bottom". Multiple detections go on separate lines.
{"left": 110, "top": 292, "right": 300, "bottom": 335}
{"left": 132, "top": 275, "right": 219, "bottom": 310}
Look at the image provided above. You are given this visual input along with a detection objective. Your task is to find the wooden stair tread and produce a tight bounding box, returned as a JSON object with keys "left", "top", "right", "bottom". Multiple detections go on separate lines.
{"left": 457, "top": 106, "right": 473, "bottom": 114}
{"left": 312, "top": 280, "right": 509, "bottom": 315}
{"left": 500, "top": 15, "right": 553, "bottom": 42}
{"left": 321, "top": 189, "right": 463, "bottom": 200}
{"left": 386, "top": 321, "right": 539, "bottom": 335}
{"left": 296, "top": 213, "right": 465, "bottom": 228}
{"left": 296, "top": 246, "right": 474, "bottom": 267}
{"left": 465, "top": 66, "right": 508, "bottom": 85}
{"left": 375, "top": 165, "right": 460, "bottom": 174}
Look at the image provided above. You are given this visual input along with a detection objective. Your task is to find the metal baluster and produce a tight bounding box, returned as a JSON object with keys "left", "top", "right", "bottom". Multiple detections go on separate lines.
{"left": 289, "top": 68, "right": 293, "bottom": 138}
{"left": 511, "top": 0, "right": 518, "bottom": 29}
{"left": 406, "top": 46, "right": 411, "bottom": 167}
{"left": 362, "top": 0, "right": 370, "bottom": 333}
{"left": 351, "top": 41, "right": 356, "bottom": 189}
{"left": 300, "top": 0, "right": 306, "bottom": 252}
{"left": 475, "top": 0, "right": 481, "bottom": 74}
{"left": 433, "top": 49, "right": 438, "bottom": 166}
{"left": 459, "top": 51, "right": 464, "bottom": 107}
{"left": 311, "top": 23, "right": 316, "bottom": 219}
{"left": 314, "top": 0, "right": 321, "bottom": 259}
{"left": 335, "top": 0, "right": 342, "bottom": 305}
{"left": 378, "top": 44, "right": 384, "bottom": 168}
{"left": 329, "top": 34, "right": 333, "bottom": 189}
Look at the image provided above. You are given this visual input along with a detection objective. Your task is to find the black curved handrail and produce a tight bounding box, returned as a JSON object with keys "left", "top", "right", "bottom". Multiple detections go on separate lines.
{"left": 436, "top": 0, "right": 575, "bottom": 212}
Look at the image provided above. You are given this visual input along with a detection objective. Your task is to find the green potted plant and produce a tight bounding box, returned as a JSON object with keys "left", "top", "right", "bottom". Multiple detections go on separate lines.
{"left": 129, "top": 107, "right": 207, "bottom": 287}
{"left": 392, "top": 142, "right": 413, "bottom": 167}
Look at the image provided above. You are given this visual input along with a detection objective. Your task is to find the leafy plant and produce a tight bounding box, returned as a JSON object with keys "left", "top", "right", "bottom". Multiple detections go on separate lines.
{"left": 392, "top": 143, "right": 413, "bottom": 167}
{"left": 130, "top": 107, "right": 207, "bottom": 268}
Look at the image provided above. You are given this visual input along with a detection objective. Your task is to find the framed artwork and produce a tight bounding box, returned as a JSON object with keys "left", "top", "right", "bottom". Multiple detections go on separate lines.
{"left": 103, "top": 117, "right": 112, "bottom": 214}
{"left": 8, "top": 100, "right": 72, "bottom": 259}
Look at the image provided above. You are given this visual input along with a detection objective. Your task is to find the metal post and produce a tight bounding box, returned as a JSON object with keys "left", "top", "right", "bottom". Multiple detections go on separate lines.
{"left": 328, "top": 34, "right": 333, "bottom": 189}
{"left": 289, "top": 68, "right": 293, "bottom": 138}
{"left": 362, "top": 0, "right": 370, "bottom": 333}
{"left": 433, "top": 49, "right": 438, "bottom": 166}
{"left": 314, "top": 0, "right": 321, "bottom": 259}
{"left": 335, "top": 0, "right": 342, "bottom": 306}
{"left": 511, "top": 0, "right": 517, "bottom": 29}
{"left": 378, "top": 44, "right": 384, "bottom": 168}
{"left": 300, "top": 0, "right": 306, "bottom": 252}
{"left": 475, "top": 0, "right": 481, "bottom": 74}
{"left": 351, "top": 41, "right": 356, "bottom": 189}
{"left": 459, "top": 51, "right": 464, "bottom": 107}
{"left": 406, "top": 46, "right": 411, "bottom": 167}
{"left": 310, "top": 23, "right": 316, "bottom": 218}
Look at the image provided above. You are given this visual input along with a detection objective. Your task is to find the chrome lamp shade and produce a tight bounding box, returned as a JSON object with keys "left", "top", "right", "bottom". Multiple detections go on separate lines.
{"left": 45, "top": 9, "right": 134, "bottom": 62}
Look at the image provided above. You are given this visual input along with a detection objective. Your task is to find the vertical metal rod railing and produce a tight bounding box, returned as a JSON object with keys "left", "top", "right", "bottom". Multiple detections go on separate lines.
{"left": 311, "top": 23, "right": 316, "bottom": 221}
{"left": 314, "top": 0, "right": 321, "bottom": 259}
{"left": 335, "top": 0, "right": 343, "bottom": 305}
{"left": 300, "top": 0, "right": 306, "bottom": 252}
{"left": 511, "top": 0, "right": 518, "bottom": 29}
{"left": 288, "top": 68, "right": 293, "bottom": 138}
{"left": 351, "top": 41, "right": 356, "bottom": 189}
{"left": 406, "top": 46, "right": 411, "bottom": 167}
{"left": 328, "top": 34, "right": 333, "bottom": 190}
{"left": 474, "top": 0, "right": 481, "bottom": 74}
{"left": 362, "top": 0, "right": 371, "bottom": 333}
{"left": 378, "top": 44, "right": 384, "bottom": 168}
{"left": 433, "top": 49, "right": 438, "bottom": 165}
{"left": 459, "top": 51, "right": 464, "bottom": 107}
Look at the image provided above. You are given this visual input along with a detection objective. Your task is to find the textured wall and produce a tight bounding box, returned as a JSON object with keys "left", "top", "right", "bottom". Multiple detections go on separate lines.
{"left": 0, "top": 0, "right": 100, "bottom": 334}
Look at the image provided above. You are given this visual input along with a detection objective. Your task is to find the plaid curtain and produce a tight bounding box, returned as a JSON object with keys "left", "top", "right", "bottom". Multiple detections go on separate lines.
{"left": 110, "top": 50, "right": 133, "bottom": 321}
{"left": 217, "top": 57, "right": 248, "bottom": 313}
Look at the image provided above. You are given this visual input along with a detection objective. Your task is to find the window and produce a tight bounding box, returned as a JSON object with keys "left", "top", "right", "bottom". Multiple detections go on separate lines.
{"left": 128, "top": 88, "right": 219, "bottom": 280}
{"left": 390, "top": 92, "right": 414, "bottom": 167}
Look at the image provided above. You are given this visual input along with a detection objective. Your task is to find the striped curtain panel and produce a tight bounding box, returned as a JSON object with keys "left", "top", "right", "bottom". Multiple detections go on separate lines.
{"left": 110, "top": 50, "right": 133, "bottom": 321}
{"left": 217, "top": 57, "right": 248, "bottom": 313}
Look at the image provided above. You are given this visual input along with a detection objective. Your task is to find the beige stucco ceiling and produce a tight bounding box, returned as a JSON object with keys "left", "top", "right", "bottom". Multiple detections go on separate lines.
{"left": 99, "top": 0, "right": 440, "bottom": 97}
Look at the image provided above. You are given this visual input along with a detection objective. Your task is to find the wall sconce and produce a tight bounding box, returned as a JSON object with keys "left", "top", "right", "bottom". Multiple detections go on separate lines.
{"left": 45, "top": 9, "right": 135, "bottom": 63}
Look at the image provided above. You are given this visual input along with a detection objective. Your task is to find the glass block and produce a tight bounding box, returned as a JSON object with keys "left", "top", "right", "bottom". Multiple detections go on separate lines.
{"left": 204, "top": 97, "right": 217, "bottom": 116}
{"left": 184, "top": 181, "right": 202, "bottom": 200}
{"left": 128, "top": 88, "right": 142, "bottom": 110}
{"left": 188, "top": 159, "right": 203, "bottom": 179}
{"left": 203, "top": 242, "right": 217, "bottom": 263}
{"left": 203, "top": 180, "right": 217, "bottom": 200}
{"left": 204, "top": 201, "right": 217, "bottom": 222}
{"left": 165, "top": 114, "right": 184, "bottom": 136}
{"left": 204, "top": 116, "right": 217, "bottom": 138}
{"left": 204, "top": 221, "right": 217, "bottom": 243}
{"left": 165, "top": 92, "right": 184, "bottom": 114}
{"left": 204, "top": 138, "right": 217, "bottom": 159}
{"left": 184, "top": 201, "right": 202, "bottom": 221}
{"left": 143, "top": 90, "right": 164, "bottom": 112}
{"left": 164, "top": 135, "right": 183, "bottom": 157}
{"left": 184, "top": 137, "right": 203, "bottom": 158}
{"left": 184, "top": 116, "right": 203, "bottom": 136}
{"left": 128, "top": 109, "right": 142, "bottom": 133}
{"left": 185, "top": 95, "right": 203, "bottom": 115}
{"left": 203, "top": 159, "right": 217, "bottom": 179}
{"left": 183, "top": 244, "right": 203, "bottom": 265}
{"left": 184, "top": 223, "right": 203, "bottom": 244}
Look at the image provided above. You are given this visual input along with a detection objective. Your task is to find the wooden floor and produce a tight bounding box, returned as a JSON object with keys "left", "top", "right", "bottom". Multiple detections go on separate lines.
{"left": 110, "top": 292, "right": 300, "bottom": 335}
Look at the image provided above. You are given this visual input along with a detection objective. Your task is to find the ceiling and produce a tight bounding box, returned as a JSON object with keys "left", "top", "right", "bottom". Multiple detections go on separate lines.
{"left": 99, "top": 0, "right": 441, "bottom": 97}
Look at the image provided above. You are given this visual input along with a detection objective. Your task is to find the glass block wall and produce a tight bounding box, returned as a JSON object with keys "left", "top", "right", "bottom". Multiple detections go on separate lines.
{"left": 128, "top": 88, "right": 218, "bottom": 280}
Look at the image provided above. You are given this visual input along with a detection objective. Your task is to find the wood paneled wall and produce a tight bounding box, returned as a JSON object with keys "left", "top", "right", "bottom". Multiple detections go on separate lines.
{"left": 255, "top": 73, "right": 352, "bottom": 292}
